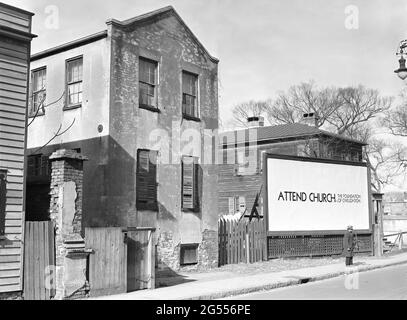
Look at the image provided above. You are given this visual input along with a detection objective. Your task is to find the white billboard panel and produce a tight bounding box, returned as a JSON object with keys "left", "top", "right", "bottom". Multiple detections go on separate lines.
{"left": 266, "top": 157, "right": 370, "bottom": 232}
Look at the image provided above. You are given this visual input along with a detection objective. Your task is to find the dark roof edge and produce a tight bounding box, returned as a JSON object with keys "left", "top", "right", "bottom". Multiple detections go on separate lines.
{"left": 220, "top": 127, "right": 367, "bottom": 146}
{"left": 30, "top": 30, "right": 108, "bottom": 61}
{"left": 0, "top": 25, "right": 36, "bottom": 41}
{"left": 0, "top": 2, "right": 35, "bottom": 16}
{"left": 106, "top": 6, "right": 219, "bottom": 64}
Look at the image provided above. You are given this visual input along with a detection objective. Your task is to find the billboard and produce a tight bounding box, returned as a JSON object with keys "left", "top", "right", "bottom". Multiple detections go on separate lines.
{"left": 265, "top": 155, "right": 370, "bottom": 233}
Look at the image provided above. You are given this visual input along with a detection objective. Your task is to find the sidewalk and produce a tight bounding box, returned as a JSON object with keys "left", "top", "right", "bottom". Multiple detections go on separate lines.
{"left": 91, "top": 251, "right": 407, "bottom": 300}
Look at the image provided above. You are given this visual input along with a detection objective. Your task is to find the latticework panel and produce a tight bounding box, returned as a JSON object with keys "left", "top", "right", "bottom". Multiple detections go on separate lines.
{"left": 268, "top": 233, "right": 372, "bottom": 258}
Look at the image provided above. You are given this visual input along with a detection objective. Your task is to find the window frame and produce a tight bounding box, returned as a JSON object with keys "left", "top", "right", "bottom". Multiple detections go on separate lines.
{"left": 136, "top": 149, "right": 158, "bottom": 210}
{"left": 64, "top": 56, "right": 83, "bottom": 110}
{"left": 181, "top": 155, "right": 199, "bottom": 212}
{"left": 29, "top": 67, "right": 46, "bottom": 117}
{"left": 138, "top": 56, "right": 159, "bottom": 112}
{"left": 180, "top": 243, "right": 199, "bottom": 266}
{"left": 181, "top": 71, "right": 200, "bottom": 121}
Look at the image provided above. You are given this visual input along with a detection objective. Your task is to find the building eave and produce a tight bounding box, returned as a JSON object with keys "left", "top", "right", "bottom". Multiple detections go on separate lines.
{"left": 30, "top": 30, "right": 108, "bottom": 62}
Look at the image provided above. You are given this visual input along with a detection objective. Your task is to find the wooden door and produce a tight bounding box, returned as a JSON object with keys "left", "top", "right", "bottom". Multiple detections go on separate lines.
{"left": 85, "top": 227, "right": 127, "bottom": 297}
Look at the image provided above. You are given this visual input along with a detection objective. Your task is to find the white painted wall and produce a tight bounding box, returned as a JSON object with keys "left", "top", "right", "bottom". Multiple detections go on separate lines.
{"left": 27, "top": 38, "right": 111, "bottom": 149}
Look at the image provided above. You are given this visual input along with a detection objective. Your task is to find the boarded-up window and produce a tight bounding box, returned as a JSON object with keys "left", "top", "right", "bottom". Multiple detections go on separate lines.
{"left": 181, "top": 156, "right": 199, "bottom": 211}
{"left": 30, "top": 67, "right": 46, "bottom": 116}
{"left": 66, "top": 57, "right": 83, "bottom": 108}
{"left": 139, "top": 57, "right": 158, "bottom": 109}
{"left": 182, "top": 71, "right": 198, "bottom": 118}
{"left": 0, "top": 170, "right": 6, "bottom": 236}
{"left": 136, "top": 149, "right": 158, "bottom": 210}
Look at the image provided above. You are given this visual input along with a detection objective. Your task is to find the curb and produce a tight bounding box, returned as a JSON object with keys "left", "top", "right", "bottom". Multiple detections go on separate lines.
{"left": 183, "top": 259, "right": 407, "bottom": 300}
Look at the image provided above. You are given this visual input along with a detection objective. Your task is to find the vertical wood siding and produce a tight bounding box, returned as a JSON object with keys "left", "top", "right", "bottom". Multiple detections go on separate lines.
{"left": 0, "top": 5, "right": 31, "bottom": 294}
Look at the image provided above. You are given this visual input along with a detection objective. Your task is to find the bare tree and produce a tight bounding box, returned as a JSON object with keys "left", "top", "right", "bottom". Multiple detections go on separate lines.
{"left": 231, "top": 80, "right": 401, "bottom": 191}
{"left": 365, "top": 139, "right": 407, "bottom": 192}
{"left": 27, "top": 88, "right": 76, "bottom": 152}
{"left": 230, "top": 100, "right": 269, "bottom": 127}
{"left": 266, "top": 81, "right": 392, "bottom": 135}
{"left": 382, "top": 89, "right": 407, "bottom": 137}
{"left": 268, "top": 81, "right": 340, "bottom": 127}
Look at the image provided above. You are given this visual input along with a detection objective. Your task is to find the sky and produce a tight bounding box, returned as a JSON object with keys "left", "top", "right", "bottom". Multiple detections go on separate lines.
{"left": 6, "top": 0, "right": 407, "bottom": 125}
{"left": 5, "top": 0, "right": 407, "bottom": 190}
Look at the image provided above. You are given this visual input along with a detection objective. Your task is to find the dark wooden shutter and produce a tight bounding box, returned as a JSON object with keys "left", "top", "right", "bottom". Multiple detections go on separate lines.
{"left": 136, "top": 150, "right": 157, "bottom": 210}
{"left": 182, "top": 156, "right": 199, "bottom": 211}
{"left": 0, "top": 170, "right": 6, "bottom": 236}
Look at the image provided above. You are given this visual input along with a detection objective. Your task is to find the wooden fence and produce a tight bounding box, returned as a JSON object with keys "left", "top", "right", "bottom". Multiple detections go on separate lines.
{"left": 23, "top": 221, "right": 55, "bottom": 300}
{"left": 85, "top": 227, "right": 155, "bottom": 297}
{"left": 85, "top": 227, "right": 127, "bottom": 297}
{"left": 218, "top": 218, "right": 267, "bottom": 266}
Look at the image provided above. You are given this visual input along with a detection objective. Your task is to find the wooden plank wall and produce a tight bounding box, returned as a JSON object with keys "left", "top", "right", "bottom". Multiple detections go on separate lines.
{"left": 85, "top": 227, "right": 127, "bottom": 297}
{"left": 218, "top": 218, "right": 267, "bottom": 266}
{"left": 23, "top": 221, "right": 55, "bottom": 300}
{"left": 0, "top": 4, "right": 32, "bottom": 294}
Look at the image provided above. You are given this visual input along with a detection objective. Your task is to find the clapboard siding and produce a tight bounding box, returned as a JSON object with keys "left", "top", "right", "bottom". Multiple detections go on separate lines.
{"left": 0, "top": 5, "right": 31, "bottom": 33}
{"left": 0, "top": 3, "right": 33, "bottom": 295}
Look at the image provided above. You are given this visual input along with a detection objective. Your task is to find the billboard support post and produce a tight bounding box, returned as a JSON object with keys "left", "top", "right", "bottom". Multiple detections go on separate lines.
{"left": 245, "top": 225, "right": 250, "bottom": 264}
{"left": 372, "top": 192, "right": 384, "bottom": 257}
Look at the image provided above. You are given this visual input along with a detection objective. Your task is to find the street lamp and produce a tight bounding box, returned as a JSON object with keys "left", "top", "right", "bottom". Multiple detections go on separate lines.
{"left": 395, "top": 40, "right": 407, "bottom": 80}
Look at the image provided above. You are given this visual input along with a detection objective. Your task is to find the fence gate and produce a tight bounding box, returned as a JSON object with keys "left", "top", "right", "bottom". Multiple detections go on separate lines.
{"left": 218, "top": 218, "right": 267, "bottom": 266}
{"left": 85, "top": 227, "right": 127, "bottom": 297}
{"left": 23, "top": 221, "right": 55, "bottom": 300}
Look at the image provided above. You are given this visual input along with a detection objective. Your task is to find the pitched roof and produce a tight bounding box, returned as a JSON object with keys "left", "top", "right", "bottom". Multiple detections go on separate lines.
{"left": 31, "top": 6, "right": 218, "bottom": 63}
{"left": 220, "top": 123, "right": 367, "bottom": 146}
{"left": 107, "top": 6, "right": 218, "bottom": 63}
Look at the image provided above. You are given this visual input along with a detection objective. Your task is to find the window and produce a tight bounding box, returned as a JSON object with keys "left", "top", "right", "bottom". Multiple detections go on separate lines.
{"left": 236, "top": 148, "right": 248, "bottom": 175}
{"left": 139, "top": 57, "right": 158, "bottom": 110}
{"left": 0, "top": 170, "right": 6, "bottom": 236}
{"left": 30, "top": 68, "right": 46, "bottom": 116}
{"left": 136, "top": 149, "right": 158, "bottom": 210}
{"left": 27, "top": 154, "right": 50, "bottom": 177}
{"left": 182, "top": 71, "right": 198, "bottom": 119}
{"left": 180, "top": 244, "right": 198, "bottom": 265}
{"left": 236, "top": 147, "right": 257, "bottom": 175}
{"left": 65, "top": 57, "right": 83, "bottom": 109}
{"left": 181, "top": 156, "right": 199, "bottom": 211}
{"left": 228, "top": 196, "right": 246, "bottom": 215}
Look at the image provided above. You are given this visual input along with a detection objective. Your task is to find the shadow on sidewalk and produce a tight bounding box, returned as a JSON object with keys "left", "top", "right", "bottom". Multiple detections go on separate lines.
{"left": 155, "top": 267, "right": 196, "bottom": 288}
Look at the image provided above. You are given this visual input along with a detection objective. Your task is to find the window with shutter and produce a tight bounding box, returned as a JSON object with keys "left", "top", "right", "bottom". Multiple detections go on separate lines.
{"left": 136, "top": 149, "right": 158, "bottom": 210}
{"left": 182, "top": 156, "right": 199, "bottom": 211}
{"left": 0, "top": 170, "right": 6, "bottom": 236}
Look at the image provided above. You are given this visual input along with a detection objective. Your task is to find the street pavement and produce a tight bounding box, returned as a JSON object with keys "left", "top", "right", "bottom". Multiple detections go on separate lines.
{"left": 90, "top": 252, "right": 407, "bottom": 300}
{"left": 227, "top": 264, "right": 407, "bottom": 300}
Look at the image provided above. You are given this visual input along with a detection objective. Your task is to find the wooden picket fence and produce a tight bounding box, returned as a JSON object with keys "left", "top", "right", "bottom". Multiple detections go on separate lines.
{"left": 218, "top": 217, "right": 267, "bottom": 266}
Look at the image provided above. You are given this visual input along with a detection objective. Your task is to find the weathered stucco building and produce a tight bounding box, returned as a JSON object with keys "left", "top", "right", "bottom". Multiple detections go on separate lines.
{"left": 0, "top": 3, "right": 35, "bottom": 297}
{"left": 27, "top": 6, "right": 219, "bottom": 272}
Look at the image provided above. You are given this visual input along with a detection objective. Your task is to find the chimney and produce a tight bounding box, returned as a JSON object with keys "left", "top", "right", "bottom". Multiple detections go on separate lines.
{"left": 247, "top": 116, "right": 265, "bottom": 127}
{"left": 301, "top": 112, "right": 319, "bottom": 127}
